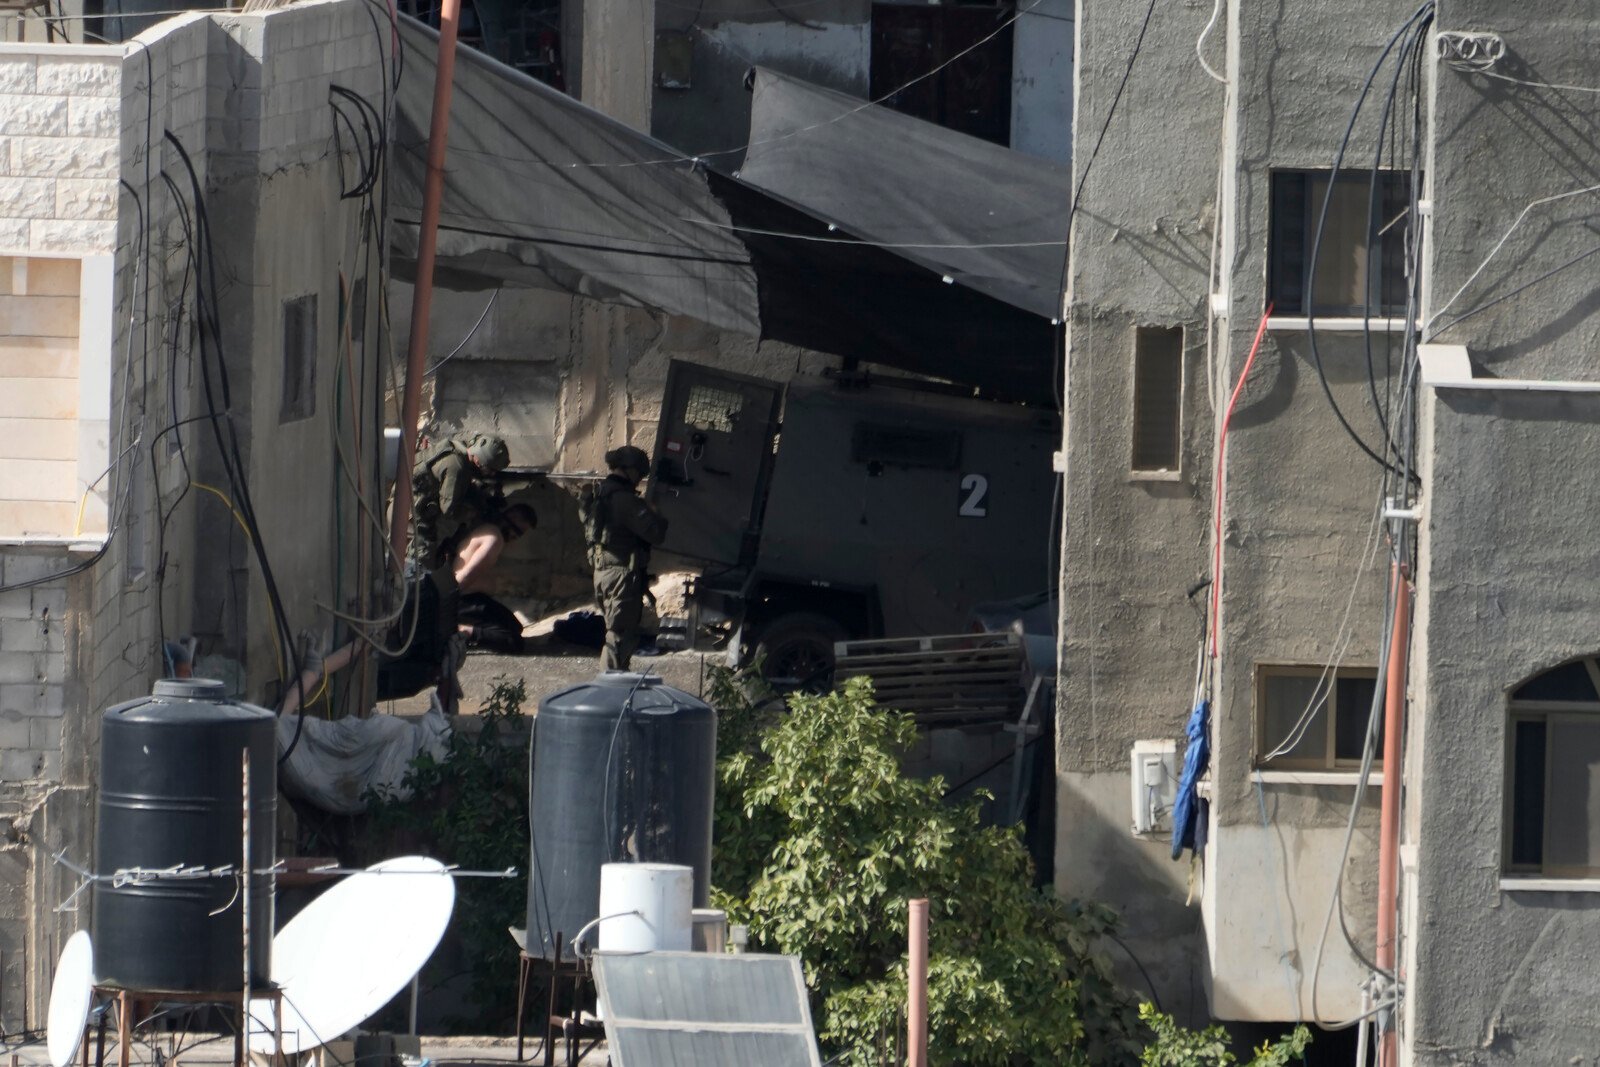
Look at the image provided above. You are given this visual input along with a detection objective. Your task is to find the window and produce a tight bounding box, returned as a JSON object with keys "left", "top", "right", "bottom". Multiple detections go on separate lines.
{"left": 1268, "top": 170, "right": 1411, "bottom": 317}
{"left": 280, "top": 294, "right": 317, "bottom": 423}
{"left": 1131, "top": 326, "right": 1183, "bottom": 473}
{"left": 870, "top": 3, "right": 1014, "bottom": 146}
{"left": 684, "top": 384, "right": 744, "bottom": 433}
{"left": 1256, "top": 665, "right": 1381, "bottom": 770}
{"left": 1506, "top": 656, "right": 1600, "bottom": 878}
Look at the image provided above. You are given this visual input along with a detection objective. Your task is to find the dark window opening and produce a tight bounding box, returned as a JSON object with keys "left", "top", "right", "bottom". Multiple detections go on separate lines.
{"left": 281, "top": 294, "right": 317, "bottom": 423}
{"left": 1268, "top": 170, "right": 1411, "bottom": 317}
{"left": 1131, "top": 326, "right": 1183, "bottom": 472}
{"left": 870, "top": 3, "right": 1013, "bottom": 146}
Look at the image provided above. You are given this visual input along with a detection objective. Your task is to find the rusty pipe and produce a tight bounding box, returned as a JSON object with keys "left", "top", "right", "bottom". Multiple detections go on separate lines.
{"left": 1376, "top": 562, "right": 1410, "bottom": 1067}
{"left": 390, "top": 0, "right": 464, "bottom": 566}
{"left": 908, "top": 898, "right": 928, "bottom": 1067}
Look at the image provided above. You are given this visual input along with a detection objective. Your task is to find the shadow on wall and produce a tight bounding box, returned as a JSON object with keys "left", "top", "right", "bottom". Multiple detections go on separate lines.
{"left": 486, "top": 478, "right": 591, "bottom": 606}
{"left": 1056, "top": 770, "right": 1208, "bottom": 1027}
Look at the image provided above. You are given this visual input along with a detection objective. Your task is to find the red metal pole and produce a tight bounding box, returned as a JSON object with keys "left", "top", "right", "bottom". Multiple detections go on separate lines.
{"left": 907, "top": 898, "right": 928, "bottom": 1067}
{"left": 390, "top": 0, "right": 463, "bottom": 567}
{"left": 1376, "top": 562, "right": 1410, "bottom": 1067}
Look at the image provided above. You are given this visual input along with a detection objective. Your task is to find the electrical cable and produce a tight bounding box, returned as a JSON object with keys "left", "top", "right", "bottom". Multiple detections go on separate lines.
{"left": 1068, "top": 0, "right": 1160, "bottom": 225}
{"left": 1301, "top": 2, "right": 1433, "bottom": 479}
{"left": 1194, "top": 0, "right": 1226, "bottom": 84}
{"left": 426, "top": 289, "right": 499, "bottom": 374}
{"left": 677, "top": 216, "right": 1068, "bottom": 250}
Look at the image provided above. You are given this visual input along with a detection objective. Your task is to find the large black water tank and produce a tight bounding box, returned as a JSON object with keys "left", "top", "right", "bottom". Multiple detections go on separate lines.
{"left": 93, "top": 679, "right": 276, "bottom": 992}
{"left": 526, "top": 672, "right": 717, "bottom": 958}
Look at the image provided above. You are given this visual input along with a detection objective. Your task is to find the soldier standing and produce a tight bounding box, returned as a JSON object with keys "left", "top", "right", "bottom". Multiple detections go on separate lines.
{"left": 583, "top": 445, "right": 668, "bottom": 670}
{"left": 410, "top": 431, "right": 510, "bottom": 567}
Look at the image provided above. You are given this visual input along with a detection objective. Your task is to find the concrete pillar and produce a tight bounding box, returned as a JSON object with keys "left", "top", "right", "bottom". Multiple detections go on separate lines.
{"left": 579, "top": 0, "right": 654, "bottom": 129}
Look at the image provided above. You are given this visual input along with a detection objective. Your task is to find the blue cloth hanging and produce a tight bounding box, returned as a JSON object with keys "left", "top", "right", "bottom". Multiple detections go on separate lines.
{"left": 1171, "top": 698, "right": 1211, "bottom": 861}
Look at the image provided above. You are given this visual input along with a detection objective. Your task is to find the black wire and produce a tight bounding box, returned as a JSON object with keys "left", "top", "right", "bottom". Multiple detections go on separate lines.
{"left": 162, "top": 132, "right": 307, "bottom": 758}
{"left": 1067, "top": 0, "right": 1159, "bottom": 228}
{"left": 1107, "top": 931, "right": 1164, "bottom": 1014}
{"left": 1302, "top": 2, "right": 1433, "bottom": 479}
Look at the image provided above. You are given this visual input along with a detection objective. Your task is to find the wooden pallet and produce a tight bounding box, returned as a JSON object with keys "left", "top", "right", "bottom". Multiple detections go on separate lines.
{"left": 833, "top": 632, "right": 1026, "bottom": 724}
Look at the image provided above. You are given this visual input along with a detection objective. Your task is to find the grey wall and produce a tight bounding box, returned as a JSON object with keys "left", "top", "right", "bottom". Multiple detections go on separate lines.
{"left": 1055, "top": 0, "right": 1223, "bottom": 1025}
{"left": 1406, "top": 384, "right": 1600, "bottom": 1064}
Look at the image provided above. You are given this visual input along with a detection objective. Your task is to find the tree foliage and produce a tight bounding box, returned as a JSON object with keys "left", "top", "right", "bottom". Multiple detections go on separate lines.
{"left": 708, "top": 669, "right": 1310, "bottom": 1066}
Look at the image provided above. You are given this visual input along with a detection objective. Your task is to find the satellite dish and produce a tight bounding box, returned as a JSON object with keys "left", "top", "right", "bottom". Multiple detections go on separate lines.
{"left": 47, "top": 931, "right": 94, "bottom": 1067}
{"left": 250, "top": 856, "right": 455, "bottom": 1054}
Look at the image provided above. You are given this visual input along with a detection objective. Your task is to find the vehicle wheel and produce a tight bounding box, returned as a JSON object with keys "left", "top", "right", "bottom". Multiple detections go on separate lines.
{"left": 753, "top": 612, "right": 847, "bottom": 693}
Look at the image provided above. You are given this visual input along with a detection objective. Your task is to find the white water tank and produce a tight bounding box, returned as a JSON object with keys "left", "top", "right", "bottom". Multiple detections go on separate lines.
{"left": 598, "top": 862, "right": 694, "bottom": 953}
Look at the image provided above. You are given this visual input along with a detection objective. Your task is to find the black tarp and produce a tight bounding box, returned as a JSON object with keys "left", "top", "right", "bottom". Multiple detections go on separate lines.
{"left": 391, "top": 17, "right": 1059, "bottom": 403}
{"left": 737, "top": 68, "right": 1070, "bottom": 320}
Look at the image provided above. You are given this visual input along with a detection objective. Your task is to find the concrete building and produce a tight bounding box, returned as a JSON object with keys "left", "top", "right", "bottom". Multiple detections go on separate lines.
{"left": 0, "top": 1, "right": 385, "bottom": 1030}
{"left": 1059, "top": 0, "right": 1600, "bottom": 1060}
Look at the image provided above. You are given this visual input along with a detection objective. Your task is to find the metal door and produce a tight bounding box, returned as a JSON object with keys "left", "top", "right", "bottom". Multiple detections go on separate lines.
{"left": 648, "top": 361, "right": 783, "bottom": 566}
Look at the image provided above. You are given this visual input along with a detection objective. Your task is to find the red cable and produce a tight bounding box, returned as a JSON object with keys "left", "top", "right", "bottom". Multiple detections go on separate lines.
{"left": 1209, "top": 303, "right": 1274, "bottom": 658}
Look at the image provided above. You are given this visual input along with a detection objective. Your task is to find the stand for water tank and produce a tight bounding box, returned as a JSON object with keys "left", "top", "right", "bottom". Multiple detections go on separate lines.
{"left": 86, "top": 985, "right": 284, "bottom": 1067}
{"left": 514, "top": 938, "right": 603, "bottom": 1067}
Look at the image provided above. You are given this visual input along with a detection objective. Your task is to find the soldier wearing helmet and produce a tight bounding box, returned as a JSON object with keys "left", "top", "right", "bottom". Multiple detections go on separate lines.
{"left": 411, "top": 430, "right": 511, "bottom": 567}
{"left": 580, "top": 444, "right": 668, "bottom": 670}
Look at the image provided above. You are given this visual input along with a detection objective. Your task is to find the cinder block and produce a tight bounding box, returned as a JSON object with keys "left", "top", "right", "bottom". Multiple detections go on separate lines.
{"left": 0, "top": 592, "right": 27, "bottom": 620}
{"left": 0, "top": 711, "right": 29, "bottom": 749}
{"left": 0, "top": 619, "right": 46, "bottom": 654}
{"left": 0, "top": 555, "right": 63, "bottom": 586}
{"left": 66, "top": 97, "right": 119, "bottom": 140}
{"left": 29, "top": 219, "right": 116, "bottom": 256}
{"left": 0, "top": 748, "right": 45, "bottom": 780}
{"left": 55, "top": 178, "right": 117, "bottom": 222}
{"left": 0, "top": 60, "right": 35, "bottom": 96}
{"left": 0, "top": 177, "right": 55, "bottom": 219}
{"left": 36, "top": 57, "right": 119, "bottom": 98}
{"left": 13, "top": 136, "right": 118, "bottom": 180}
{"left": 28, "top": 716, "right": 60, "bottom": 751}
{"left": 0, "top": 655, "right": 39, "bottom": 686}
{"left": 0, "top": 96, "right": 68, "bottom": 138}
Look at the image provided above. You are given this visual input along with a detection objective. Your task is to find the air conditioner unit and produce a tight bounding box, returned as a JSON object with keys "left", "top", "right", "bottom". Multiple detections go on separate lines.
{"left": 1130, "top": 740, "right": 1178, "bottom": 836}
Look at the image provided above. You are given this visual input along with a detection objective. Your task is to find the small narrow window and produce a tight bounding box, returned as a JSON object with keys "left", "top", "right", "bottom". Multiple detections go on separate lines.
{"left": 1131, "top": 326, "right": 1183, "bottom": 473}
{"left": 281, "top": 294, "right": 317, "bottom": 423}
{"left": 1256, "top": 664, "right": 1382, "bottom": 770}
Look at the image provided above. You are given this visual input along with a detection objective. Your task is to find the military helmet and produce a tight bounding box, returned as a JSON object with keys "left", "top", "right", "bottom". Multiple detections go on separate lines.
{"left": 467, "top": 433, "right": 510, "bottom": 474}
{"left": 605, "top": 444, "right": 651, "bottom": 477}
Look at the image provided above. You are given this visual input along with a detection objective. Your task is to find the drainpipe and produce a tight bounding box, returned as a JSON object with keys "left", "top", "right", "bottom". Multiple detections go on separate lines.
{"left": 1376, "top": 561, "right": 1410, "bottom": 1067}
{"left": 907, "top": 898, "right": 928, "bottom": 1067}
{"left": 390, "top": 0, "right": 464, "bottom": 566}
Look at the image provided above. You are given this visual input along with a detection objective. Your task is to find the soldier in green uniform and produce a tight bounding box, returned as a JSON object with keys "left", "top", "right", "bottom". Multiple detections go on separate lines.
{"left": 582, "top": 445, "right": 668, "bottom": 671}
{"left": 411, "top": 431, "right": 511, "bottom": 567}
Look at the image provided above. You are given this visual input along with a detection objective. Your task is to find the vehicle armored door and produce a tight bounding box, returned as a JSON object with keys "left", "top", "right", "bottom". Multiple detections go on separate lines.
{"left": 648, "top": 361, "right": 782, "bottom": 566}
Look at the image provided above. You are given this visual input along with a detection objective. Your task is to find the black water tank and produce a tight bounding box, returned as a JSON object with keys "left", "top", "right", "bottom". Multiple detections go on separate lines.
{"left": 93, "top": 679, "right": 277, "bottom": 992}
{"left": 526, "top": 672, "right": 717, "bottom": 958}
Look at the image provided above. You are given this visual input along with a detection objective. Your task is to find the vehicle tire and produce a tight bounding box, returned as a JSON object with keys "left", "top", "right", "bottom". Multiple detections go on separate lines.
{"left": 753, "top": 612, "right": 847, "bottom": 693}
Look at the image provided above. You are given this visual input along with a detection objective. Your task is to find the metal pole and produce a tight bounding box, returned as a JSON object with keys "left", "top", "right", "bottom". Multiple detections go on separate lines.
{"left": 390, "top": 0, "right": 465, "bottom": 566}
{"left": 1375, "top": 564, "right": 1410, "bottom": 1067}
{"left": 241, "top": 748, "right": 252, "bottom": 1067}
{"left": 907, "top": 899, "right": 928, "bottom": 1067}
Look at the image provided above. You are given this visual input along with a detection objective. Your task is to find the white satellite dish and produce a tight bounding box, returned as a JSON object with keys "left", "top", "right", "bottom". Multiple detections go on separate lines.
{"left": 250, "top": 856, "right": 455, "bottom": 1054}
{"left": 47, "top": 931, "right": 94, "bottom": 1067}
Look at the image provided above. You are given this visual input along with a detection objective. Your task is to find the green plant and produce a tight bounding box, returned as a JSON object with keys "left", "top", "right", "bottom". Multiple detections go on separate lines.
{"left": 1138, "top": 1005, "right": 1311, "bottom": 1066}
{"left": 709, "top": 669, "right": 1314, "bottom": 1066}
{"left": 365, "top": 676, "right": 530, "bottom": 1029}
{"left": 709, "top": 670, "right": 1144, "bottom": 1066}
